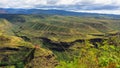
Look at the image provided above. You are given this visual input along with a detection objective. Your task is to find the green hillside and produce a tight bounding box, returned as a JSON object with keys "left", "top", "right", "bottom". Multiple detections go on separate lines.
{"left": 3, "top": 14, "right": 119, "bottom": 42}
{"left": 0, "top": 14, "right": 120, "bottom": 68}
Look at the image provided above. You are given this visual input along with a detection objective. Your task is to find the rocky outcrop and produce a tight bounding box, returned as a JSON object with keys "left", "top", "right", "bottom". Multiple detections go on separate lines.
{"left": 38, "top": 37, "right": 104, "bottom": 51}
{"left": 39, "top": 37, "right": 71, "bottom": 51}
{"left": 25, "top": 48, "right": 59, "bottom": 68}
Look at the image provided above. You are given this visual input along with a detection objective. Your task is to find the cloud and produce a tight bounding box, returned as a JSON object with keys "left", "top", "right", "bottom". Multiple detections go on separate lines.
{"left": 0, "top": 0, "right": 120, "bottom": 14}
{"left": 74, "top": 10, "right": 120, "bottom": 15}
{"left": 56, "top": 0, "right": 80, "bottom": 5}
{"left": 0, "top": 0, "right": 47, "bottom": 8}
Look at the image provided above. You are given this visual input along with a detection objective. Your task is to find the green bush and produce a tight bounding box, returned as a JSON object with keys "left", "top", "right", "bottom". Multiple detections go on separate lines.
{"left": 56, "top": 38, "right": 120, "bottom": 68}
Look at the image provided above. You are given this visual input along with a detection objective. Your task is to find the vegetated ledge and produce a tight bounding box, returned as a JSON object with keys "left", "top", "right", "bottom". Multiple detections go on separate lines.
{"left": 89, "top": 31, "right": 120, "bottom": 37}
{"left": 0, "top": 46, "right": 34, "bottom": 67}
{"left": 35, "top": 37, "right": 106, "bottom": 51}
{"left": 0, "top": 45, "right": 59, "bottom": 68}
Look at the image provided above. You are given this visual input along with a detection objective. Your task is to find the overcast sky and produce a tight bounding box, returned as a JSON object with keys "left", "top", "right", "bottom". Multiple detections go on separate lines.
{"left": 0, "top": 0, "right": 120, "bottom": 14}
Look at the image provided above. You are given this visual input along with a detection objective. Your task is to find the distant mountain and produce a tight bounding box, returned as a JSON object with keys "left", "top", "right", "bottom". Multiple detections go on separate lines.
{"left": 0, "top": 8, "right": 6, "bottom": 13}
{"left": 0, "top": 8, "right": 120, "bottom": 19}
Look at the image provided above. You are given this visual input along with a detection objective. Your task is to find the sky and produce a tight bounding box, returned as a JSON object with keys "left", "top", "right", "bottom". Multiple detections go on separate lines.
{"left": 0, "top": 0, "right": 120, "bottom": 14}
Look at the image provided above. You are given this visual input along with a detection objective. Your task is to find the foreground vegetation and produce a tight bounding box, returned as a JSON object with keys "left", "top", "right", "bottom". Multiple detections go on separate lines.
{"left": 56, "top": 36, "right": 120, "bottom": 68}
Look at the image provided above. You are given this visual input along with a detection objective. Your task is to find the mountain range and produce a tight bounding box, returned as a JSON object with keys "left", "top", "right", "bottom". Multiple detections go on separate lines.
{"left": 0, "top": 8, "right": 120, "bottom": 19}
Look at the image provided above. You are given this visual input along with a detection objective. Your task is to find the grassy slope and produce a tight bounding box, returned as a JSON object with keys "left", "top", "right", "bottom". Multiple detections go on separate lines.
{"left": 5, "top": 14, "right": 119, "bottom": 42}
{"left": 0, "top": 14, "right": 120, "bottom": 42}
{"left": 0, "top": 18, "right": 15, "bottom": 36}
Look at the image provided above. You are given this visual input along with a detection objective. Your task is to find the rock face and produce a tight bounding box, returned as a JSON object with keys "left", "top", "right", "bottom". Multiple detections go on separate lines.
{"left": 25, "top": 48, "right": 59, "bottom": 68}
{"left": 39, "top": 37, "right": 104, "bottom": 51}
